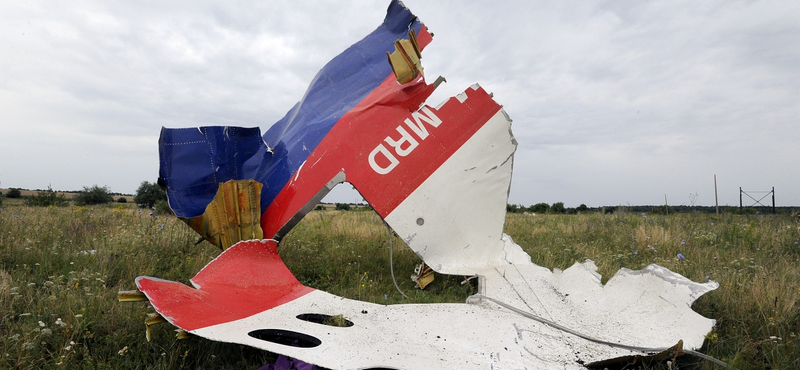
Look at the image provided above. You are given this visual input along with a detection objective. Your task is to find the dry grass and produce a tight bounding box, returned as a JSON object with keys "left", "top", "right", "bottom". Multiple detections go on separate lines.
{"left": 0, "top": 204, "right": 798, "bottom": 369}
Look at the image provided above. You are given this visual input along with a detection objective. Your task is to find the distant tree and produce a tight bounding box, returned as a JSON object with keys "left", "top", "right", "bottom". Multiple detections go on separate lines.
{"left": 134, "top": 181, "right": 167, "bottom": 208}
{"left": 335, "top": 203, "right": 351, "bottom": 211}
{"left": 25, "top": 186, "right": 68, "bottom": 207}
{"left": 74, "top": 185, "right": 114, "bottom": 206}
{"left": 529, "top": 202, "right": 550, "bottom": 214}
{"left": 551, "top": 202, "right": 566, "bottom": 214}
{"left": 506, "top": 204, "right": 525, "bottom": 213}
{"left": 6, "top": 188, "right": 21, "bottom": 198}
{"left": 117, "top": 197, "right": 128, "bottom": 203}
{"left": 652, "top": 205, "right": 674, "bottom": 215}
{"left": 576, "top": 204, "right": 589, "bottom": 213}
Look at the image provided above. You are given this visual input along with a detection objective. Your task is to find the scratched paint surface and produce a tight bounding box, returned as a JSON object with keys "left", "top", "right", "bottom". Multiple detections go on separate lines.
{"left": 137, "top": 1, "right": 719, "bottom": 369}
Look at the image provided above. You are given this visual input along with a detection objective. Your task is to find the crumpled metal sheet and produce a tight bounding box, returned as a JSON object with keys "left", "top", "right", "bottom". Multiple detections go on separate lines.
{"left": 158, "top": 0, "right": 429, "bottom": 226}
{"left": 134, "top": 1, "right": 720, "bottom": 369}
{"left": 136, "top": 237, "right": 717, "bottom": 369}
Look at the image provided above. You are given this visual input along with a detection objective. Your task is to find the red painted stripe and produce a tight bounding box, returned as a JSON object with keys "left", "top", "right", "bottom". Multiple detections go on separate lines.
{"left": 261, "top": 82, "right": 502, "bottom": 238}
{"left": 136, "top": 240, "right": 313, "bottom": 331}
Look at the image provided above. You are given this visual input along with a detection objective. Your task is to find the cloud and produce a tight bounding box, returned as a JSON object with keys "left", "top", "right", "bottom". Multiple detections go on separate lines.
{"left": 0, "top": 0, "right": 797, "bottom": 206}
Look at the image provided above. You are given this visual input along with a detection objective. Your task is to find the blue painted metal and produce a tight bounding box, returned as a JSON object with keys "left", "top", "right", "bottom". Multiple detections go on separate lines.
{"left": 158, "top": 0, "right": 422, "bottom": 218}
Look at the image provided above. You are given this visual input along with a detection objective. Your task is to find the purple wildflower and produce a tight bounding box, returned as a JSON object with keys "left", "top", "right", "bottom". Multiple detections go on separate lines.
{"left": 677, "top": 253, "right": 685, "bottom": 260}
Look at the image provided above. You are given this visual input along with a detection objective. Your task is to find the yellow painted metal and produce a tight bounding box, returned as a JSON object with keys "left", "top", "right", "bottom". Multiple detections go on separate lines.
{"left": 183, "top": 179, "right": 264, "bottom": 250}
{"left": 145, "top": 313, "right": 168, "bottom": 342}
{"left": 411, "top": 262, "right": 435, "bottom": 289}
{"left": 117, "top": 290, "right": 147, "bottom": 302}
{"left": 386, "top": 30, "right": 423, "bottom": 84}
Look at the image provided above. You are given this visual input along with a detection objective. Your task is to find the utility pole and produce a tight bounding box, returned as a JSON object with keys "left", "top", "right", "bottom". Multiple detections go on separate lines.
{"left": 772, "top": 187, "right": 776, "bottom": 214}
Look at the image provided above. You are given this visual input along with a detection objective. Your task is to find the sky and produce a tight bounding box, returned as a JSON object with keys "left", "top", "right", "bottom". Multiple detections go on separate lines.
{"left": 1, "top": 0, "right": 798, "bottom": 207}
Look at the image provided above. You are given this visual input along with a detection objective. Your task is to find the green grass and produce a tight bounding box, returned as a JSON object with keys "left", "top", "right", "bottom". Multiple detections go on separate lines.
{"left": 1, "top": 203, "right": 798, "bottom": 369}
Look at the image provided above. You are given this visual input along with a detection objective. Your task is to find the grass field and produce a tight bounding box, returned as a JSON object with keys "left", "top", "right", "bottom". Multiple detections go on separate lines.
{"left": 0, "top": 200, "right": 798, "bottom": 369}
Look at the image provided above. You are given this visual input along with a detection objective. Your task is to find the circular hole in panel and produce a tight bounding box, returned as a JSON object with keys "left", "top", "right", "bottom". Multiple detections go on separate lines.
{"left": 247, "top": 329, "right": 321, "bottom": 348}
{"left": 416, "top": 217, "right": 424, "bottom": 226}
{"left": 296, "top": 313, "right": 354, "bottom": 327}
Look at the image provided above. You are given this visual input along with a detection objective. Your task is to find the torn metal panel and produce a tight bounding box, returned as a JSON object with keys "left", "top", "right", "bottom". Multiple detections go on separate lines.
{"left": 133, "top": 0, "right": 722, "bottom": 368}
{"left": 137, "top": 238, "right": 717, "bottom": 369}
{"left": 157, "top": 0, "right": 431, "bottom": 233}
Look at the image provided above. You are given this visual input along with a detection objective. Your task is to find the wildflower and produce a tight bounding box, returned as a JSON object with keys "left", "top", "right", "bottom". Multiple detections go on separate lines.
{"left": 39, "top": 321, "right": 46, "bottom": 328}
{"left": 22, "top": 342, "right": 35, "bottom": 350}
{"left": 705, "top": 275, "right": 710, "bottom": 281}
{"left": 634, "top": 250, "right": 638, "bottom": 255}
{"left": 148, "top": 212, "right": 153, "bottom": 217}
{"left": 74, "top": 314, "right": 83, "bottom": 318}
{"left": 41, "top": 328, "right": 52, "bottom": 336}
{"left": 681, "top": 239, "right": 686, "bottom": 244}
{"left": 158, "top": 223, "right": 165, "bottom": 231}
{"left": 118, "top": 346, "right": 128, "bottom": 355}
{"left": 55, "top": 318, "right": 66, "bottom": 327}
{"left": 677, "top": 253, "right": 685, "bottom": 260}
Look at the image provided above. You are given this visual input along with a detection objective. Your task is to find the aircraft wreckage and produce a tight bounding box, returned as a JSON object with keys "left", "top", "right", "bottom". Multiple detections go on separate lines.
{"left": 121, "top": 1, "right": 725, "bottom": 368}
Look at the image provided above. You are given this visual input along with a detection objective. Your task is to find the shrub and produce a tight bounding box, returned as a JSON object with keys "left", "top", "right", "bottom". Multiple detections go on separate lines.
{"left": 117, "top": 197, "right": 128, "bottom": 203}
{"left": 74, "top": 185, "right": 114, "bottom": 206}
{"left": 24, "top": 186, "right": 68, "bottom": 207}
{"left": 154, "top": 199, "right": 174, "bottom": 215}
{"left": 134, "top": 181, "right": 167, "bottom": 209}
{"left": 335, "top": 203, "right": 351, "bottom": 211}
{"left": 5, "top": 188, "right": 21, "bottom": 198}
{"left": 529, "top": 202, "right": 550, "bottom": 214}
